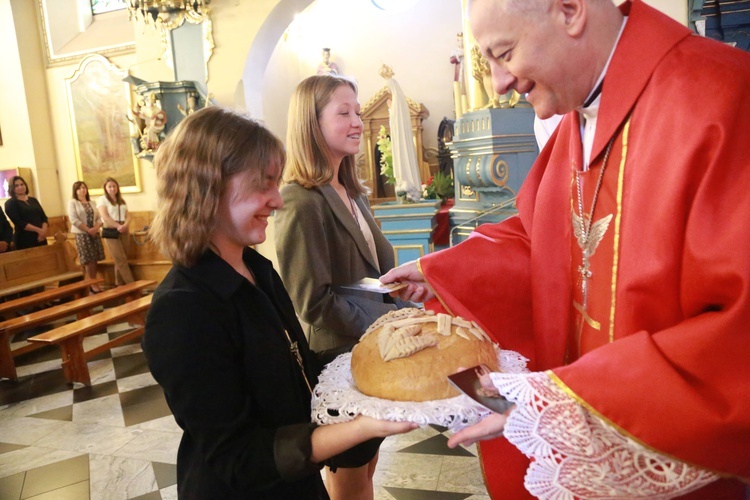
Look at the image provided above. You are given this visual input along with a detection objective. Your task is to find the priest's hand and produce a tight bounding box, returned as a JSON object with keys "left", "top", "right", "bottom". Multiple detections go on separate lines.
{"left": 380, "top": 260, "right": 435, "bottom": 303}
{"left": 447, "top": 412, "right": 512, "bottom": 448}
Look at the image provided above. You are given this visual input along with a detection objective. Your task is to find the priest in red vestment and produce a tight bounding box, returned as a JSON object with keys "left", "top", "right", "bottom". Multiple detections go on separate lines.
{"left": 381, "top": 0, "right": 750, "bottom": 497}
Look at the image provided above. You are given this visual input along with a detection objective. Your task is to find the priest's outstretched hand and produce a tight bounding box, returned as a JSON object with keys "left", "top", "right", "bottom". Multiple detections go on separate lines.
{"left": 447, "top": 412, "right": 511, "bottom": 448}
{"left": 380, "top": 260, "right": 435, "bottom": 303}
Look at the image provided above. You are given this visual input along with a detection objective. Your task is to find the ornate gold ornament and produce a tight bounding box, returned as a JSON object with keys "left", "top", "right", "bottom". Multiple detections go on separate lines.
{"left": 127, "top": 0, "right": 210, "bottom": 29}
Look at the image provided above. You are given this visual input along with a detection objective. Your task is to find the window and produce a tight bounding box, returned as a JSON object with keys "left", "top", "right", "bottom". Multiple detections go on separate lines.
{"left": 91, "top": 0, "right": 128, "bottom": 15}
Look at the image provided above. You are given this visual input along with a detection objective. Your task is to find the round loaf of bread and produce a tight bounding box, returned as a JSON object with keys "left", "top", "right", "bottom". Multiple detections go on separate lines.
{"left": 351, "top": 308, "right": 499, "bottom": 402}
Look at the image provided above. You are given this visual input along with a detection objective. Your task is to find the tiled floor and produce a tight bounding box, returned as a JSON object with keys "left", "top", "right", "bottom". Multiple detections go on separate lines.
{"left": 0, "top": 315, "right": 490, "bottom": 499}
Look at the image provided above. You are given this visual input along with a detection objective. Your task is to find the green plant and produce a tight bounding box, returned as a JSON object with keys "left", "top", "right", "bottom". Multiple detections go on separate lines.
{"left": 377, "top": 125, "right": 395, "bottom": 185}
{"left": 422, "top": 171, "right": 454, "bottom": 201}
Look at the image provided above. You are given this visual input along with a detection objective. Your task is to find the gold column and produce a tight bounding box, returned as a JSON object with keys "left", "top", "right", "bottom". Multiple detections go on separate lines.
{"left": 460, "top": 0, "right": 485, "bottom": 112}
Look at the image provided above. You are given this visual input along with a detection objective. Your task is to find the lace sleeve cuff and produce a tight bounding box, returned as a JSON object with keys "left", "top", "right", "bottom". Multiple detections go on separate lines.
{"left": 490, "top": 371, "right": 717, "bottom": 498}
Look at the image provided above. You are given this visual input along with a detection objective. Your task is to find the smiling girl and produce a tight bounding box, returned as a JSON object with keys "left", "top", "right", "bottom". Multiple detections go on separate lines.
{"left": 143, "top": 106, "right": 415, "bottom": 499}
{"left": 275, "top": 74, "right": 412, "bottom": 499}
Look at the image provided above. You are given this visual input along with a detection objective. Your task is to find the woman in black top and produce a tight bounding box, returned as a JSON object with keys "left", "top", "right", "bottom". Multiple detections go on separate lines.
{"left": 143, "top": 107, "right": 415, "bottom": 499}
{"left": 4, "top": 176, "right": 48, "bottom": 249}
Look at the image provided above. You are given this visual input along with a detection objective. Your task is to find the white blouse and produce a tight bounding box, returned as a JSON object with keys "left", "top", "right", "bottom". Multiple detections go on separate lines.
{"left": 96, "top": 196, "right": 128, "bottom": 227}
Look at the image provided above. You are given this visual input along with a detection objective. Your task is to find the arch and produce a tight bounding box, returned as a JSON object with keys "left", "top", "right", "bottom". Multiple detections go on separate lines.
{"left": 241, "top": 0, "right": 314, "bottom": 118}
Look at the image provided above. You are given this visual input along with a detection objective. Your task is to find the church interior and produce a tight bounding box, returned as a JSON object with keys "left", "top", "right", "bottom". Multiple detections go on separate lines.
{"left": 0, "top": 0, "right": 744, "bottom": 498}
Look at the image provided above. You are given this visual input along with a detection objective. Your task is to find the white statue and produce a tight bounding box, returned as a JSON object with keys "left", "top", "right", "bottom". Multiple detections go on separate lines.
{"left": 380, "top": 64, "right": 422, "bottom": 203}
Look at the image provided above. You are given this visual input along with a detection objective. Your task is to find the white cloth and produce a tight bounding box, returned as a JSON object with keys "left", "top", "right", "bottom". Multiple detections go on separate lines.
{"left": 385, "top": 77, "right": 422, "bottom": 202}
{"left": 96, "top": 196, "right": 128, "bottom": 226}
{"left": 578, "top": 17, "right": 628, "bottom": 170}
{"left": 311, "top": 349, "right": 529, "bottom": 430}
{"left": 491, "top": 372, "right": 718, "bottom": 499}
{"left": 533, "top": 115, "right": 564, "bottom": 151}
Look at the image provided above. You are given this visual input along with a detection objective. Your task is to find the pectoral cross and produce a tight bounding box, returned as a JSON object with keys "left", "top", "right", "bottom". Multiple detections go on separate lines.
{"left": 572, "top": 212, "right": 613, "bottom": 309}
{"left": 578, "top": 249, "right": 594, "bottom": 307}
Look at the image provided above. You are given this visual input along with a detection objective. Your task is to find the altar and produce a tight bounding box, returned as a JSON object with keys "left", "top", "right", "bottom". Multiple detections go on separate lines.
{"left": 371, "top": 199, "right": 441, "bottom": 266}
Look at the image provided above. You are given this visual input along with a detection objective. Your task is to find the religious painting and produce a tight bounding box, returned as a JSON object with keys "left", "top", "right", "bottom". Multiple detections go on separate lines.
{"left": 65, "top": 54, "right": 141, "bottom": 195}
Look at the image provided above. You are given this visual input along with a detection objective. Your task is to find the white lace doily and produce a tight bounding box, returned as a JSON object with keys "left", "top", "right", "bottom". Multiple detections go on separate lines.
{"left": 311, "top": 348, "right": 528, "bottom": 430}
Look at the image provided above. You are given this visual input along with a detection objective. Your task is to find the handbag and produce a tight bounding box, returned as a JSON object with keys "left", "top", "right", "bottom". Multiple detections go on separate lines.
{"left": 102, "top": 203, "right": 122, "bottom": 239}
{"left": 101, "top": 227, "right": 119, "bottom": 239}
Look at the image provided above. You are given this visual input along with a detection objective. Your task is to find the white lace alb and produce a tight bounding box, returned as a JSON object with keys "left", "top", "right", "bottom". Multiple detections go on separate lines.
{"left": 492, "top": 372, "right": 718, "bottom": 499}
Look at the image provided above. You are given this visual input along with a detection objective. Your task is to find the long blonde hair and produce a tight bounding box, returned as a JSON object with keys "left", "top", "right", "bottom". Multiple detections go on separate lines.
{"left": 150, "top": 106, "right": 285, "bottom": 267}
{"left": 284, "top": 74, "right": 368, "bottom": 197}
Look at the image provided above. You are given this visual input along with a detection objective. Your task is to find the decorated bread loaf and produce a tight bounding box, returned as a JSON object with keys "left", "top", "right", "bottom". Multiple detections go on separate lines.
{"left": 351, "top": 308, "right": 499, "bottom": 402}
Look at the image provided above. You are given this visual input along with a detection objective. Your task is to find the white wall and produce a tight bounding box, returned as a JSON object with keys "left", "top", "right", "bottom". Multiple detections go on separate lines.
{"left": 259, "top": 0, "right": 463, "bottom": 155}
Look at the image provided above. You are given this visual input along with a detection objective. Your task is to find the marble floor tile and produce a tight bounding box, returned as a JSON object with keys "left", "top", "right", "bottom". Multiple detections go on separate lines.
{"left": 159, "top": 484, "right": 178, "bottom": 500}
{"left": 21, "top": 453, "right": 89, "bottom": 498}
{"left": 112, "top": 429, "right": 181, "bottom": 464}
{"left": 74, "top": 381, "right": 119, "bottom": 404}
{"left": 89, "top": 453, "right": 157, "bottom": 500}
{"left": 32, "top": 421, "right": 143, "bottom": 456}
{"left": 374, "top": 451, "right": 443, "bottom": 490}
{"left": 116, "top": 372, "right": 156, "bottom": 394}
{"left": 0, "top": 416, "right": 65, "bottom": 445}
{"left": 129, "top": 415, "right": 181, "bottom": 433}
{"left": 437, "top": 456, "right": 488, "bottom": 495}
{"left": 151, "top": 461, "right": 177, "bottom": 490}
{"left": 16, "top": 359, "right": 61, "bottom": 379}
{"left": 0, "top": 447, "right": 84, "bottom": 478}
{"left": 0, "top": 390, "right": 73, "bottom": 419}
{"left": 0, "top": 471, "right": 24, "bottom": 499}
{"left": 86, "top": 358, "right": 117, "bottom": 386}
{"left": 25, "top": 479, "right": 89, "bottom": 500}
{"left": 380, "top": 425, "right": 442, "bottom": 452}
{"left": 72, "top": 394, "right": 125, "bottom": 427}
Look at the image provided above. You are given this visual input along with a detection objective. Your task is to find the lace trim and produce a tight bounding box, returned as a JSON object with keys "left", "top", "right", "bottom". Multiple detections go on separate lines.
{"left": 491, "top": 372, "right": 718, "bottom": 499}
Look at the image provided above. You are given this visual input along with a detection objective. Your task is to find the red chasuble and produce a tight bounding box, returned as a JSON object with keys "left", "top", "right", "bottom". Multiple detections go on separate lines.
{"left": 421, "top": 1, "right": 750, "bottom": 497}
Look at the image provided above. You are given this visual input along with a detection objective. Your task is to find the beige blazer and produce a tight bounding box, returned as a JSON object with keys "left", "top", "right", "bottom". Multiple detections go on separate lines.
{"left": 68, "top": 199, "right": 102, "bottom": 235}
{"left": 275, "top": 183, "right": 407, "bottom": 351}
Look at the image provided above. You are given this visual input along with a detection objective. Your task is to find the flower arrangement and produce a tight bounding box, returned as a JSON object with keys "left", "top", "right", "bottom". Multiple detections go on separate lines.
{"left": 376, "top": 125, "right": 395, "bottom": 186}
{"left": 422, "top": 171, "right": 455, "bottom": 203}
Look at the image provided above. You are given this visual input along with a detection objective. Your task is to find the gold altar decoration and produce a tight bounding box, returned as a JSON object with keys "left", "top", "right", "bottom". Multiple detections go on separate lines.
{"left": 471, "top": 45, "right": 521, "bottom": 109}
{"left": 127, "top": 0, "right": 210, "bottom": 29}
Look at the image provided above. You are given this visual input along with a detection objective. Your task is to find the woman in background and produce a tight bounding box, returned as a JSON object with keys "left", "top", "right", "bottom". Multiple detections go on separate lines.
{"left": 97, "top": 178, "right": 134, "bottom": 285}
{"left": 143, "top": 106, "right": 415, "bottom": 499}
{"left": 275, "top": 74, "right": 411, "bottom": 500}
{"left": 4, "top": 176, "right": 48, "bottom": 250}
{"left": 68, "top": 181, "right": 104, "bottom": 293}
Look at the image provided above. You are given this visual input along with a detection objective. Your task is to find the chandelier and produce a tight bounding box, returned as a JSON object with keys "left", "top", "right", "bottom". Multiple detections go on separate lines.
{"left": 127, "top": 0, "right": 210, "bottom": 28}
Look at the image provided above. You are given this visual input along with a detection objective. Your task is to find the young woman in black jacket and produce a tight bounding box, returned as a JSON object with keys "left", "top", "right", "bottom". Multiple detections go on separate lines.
{"left": 142, "top": 106, "right": 415, "bottom": 499}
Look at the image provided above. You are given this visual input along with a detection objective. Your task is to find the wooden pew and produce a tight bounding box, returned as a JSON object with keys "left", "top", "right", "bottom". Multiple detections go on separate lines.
{"left": 0, "top": 278, "right": 104, "bottom": 320}
{"left": 0, "top": 280, "right": 154, "bottom": 381}
{"left": 0, "top": 238, "right": 83, "bottom": 300}
{"left": 29, "top": 294, "right": 153, "bottom": 385}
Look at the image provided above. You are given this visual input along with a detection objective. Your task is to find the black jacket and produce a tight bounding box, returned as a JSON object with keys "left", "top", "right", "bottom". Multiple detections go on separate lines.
{"left": 0, "top": 207, "right": 12, "bottom": 248}
{"left": 143, "top": 248, "right": 328, "bottom": 499}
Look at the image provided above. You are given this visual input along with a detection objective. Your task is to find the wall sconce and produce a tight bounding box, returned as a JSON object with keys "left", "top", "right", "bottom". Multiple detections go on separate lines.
{"left": 127, "top": 0, "right": 210, "bottom": 29}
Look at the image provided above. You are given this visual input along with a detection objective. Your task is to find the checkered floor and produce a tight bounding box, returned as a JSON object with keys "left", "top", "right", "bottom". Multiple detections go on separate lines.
{"left": 0, "top": 314, "right": 490, "bottom": 499}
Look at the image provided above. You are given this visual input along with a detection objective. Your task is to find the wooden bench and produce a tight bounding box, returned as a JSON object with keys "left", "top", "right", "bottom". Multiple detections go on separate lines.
{"left": 0, "top": 280, "right": 155, "bottom": 381}
{"left": 28, "top": 294, "right": 153, "bottom": 385}
{"left": 0, "top": 238, "right": 83, "bottom": 300}
{"left": 0, "top": 278, "right": 104, "bottom": 320}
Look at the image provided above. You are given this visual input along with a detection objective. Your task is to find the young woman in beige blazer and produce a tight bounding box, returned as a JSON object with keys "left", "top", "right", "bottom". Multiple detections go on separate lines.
{"left": 275, "top": 74, "right": 410, "bottom": 500}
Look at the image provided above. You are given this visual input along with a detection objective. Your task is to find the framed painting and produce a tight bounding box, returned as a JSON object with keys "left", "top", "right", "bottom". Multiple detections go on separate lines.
{"left": 65, "top": 54, "right": 141, "bottom": 195}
